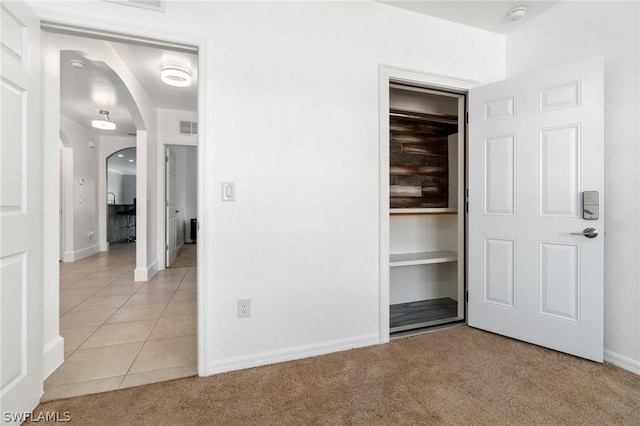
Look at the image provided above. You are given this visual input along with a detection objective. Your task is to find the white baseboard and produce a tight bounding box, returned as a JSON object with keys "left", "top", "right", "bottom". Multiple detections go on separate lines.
{"left": 147, "top": 260, "right": 158, "bottom": 280}
{"left": 206, "top": 333, "right": 380, "bottom": 376}
{"left": 604, "top": 349, "right": 640, "bottom": 375}
{"left": 62, "top": 244, "right": 99, "bottom": 262}
{"left": 43, "top": 335, "right": 64, "bottom": 379}
{"left": 134, "top": 267, "right": 147, "bottom": 282}
{"left": 134, "top": 260, "right": 158, "bottom": 282}
{"left": 99, "top": 242, "right": 109, "bottom": 252}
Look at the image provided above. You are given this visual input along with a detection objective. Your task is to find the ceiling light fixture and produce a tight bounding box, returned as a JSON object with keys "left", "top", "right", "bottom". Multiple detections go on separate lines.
{"left": 91, "top": 110, "right": 116, "bottom": 130}
{"left": 161, "top": 66, "right": 191, "bottom": 87}
{"left": 506, "top": 5, "right": 528, "bottom": 21}
{"left": 70, "top": 59, "right": 86, "bottom": 69}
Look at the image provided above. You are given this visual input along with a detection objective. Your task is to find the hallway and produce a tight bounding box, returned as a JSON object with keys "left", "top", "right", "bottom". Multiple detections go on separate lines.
{"left": 44, "top": 243, "right": 197, "bottom": 401}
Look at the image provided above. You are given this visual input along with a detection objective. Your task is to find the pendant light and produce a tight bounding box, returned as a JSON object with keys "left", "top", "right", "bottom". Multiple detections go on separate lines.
{"left": 92, "top": 110, "right": 116, "bottom": 130}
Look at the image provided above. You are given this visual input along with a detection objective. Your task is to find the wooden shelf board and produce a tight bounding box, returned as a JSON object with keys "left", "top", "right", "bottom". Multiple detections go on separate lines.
{"left": 390, "top": 250, "right": 458, "bottom": 267}
{"left": 390, "top": 208, "right": 457, "bottom": 215}
{"left": 390, "top": 316, "right": 464, "bottom": 333}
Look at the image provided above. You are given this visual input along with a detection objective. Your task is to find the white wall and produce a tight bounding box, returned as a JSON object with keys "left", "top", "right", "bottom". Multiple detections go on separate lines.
{"left": 507, "top": 2, "right": 640, "bottom": 372}
{"left": 32, "top": 0, "right": 505, "bottom": 374}
{"left": 121, "top": 174, "right": 136, "bottom": 204}
{"left": 107, "top": 171, "right": 123, "bottom": 204}
{"left": 60, "top": 115, "right": 100, "bottom": 261}
{"left": 157, "top": 108, "right": 197, "bottom": 146}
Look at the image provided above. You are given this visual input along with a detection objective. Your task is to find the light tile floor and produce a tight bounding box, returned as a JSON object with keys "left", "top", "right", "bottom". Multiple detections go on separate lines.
{"left": 43, "top": 243, "right": 197, "bottom": 402}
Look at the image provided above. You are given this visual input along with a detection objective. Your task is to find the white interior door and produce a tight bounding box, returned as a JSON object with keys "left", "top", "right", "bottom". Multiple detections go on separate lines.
{"left": 165, "top": 147, "right": 178, "bottom": 267}
{"left": 468, "top": 57, "right": 604, "bottom": 362}
{"left": 1, "top": 0, "right": 44, "bottom": 420}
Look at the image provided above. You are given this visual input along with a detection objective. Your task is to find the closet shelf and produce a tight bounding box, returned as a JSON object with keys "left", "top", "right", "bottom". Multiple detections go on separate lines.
{"left": 390, "top": 250, "right": 458, "bottom": 267}
{"left": 391, "top": 208, "right": 457, "bottom": 215}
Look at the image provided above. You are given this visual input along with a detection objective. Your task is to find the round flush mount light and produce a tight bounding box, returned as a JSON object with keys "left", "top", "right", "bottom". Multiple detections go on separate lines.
{"left": 70, "top": 59, "right": 86, "bottom": 69}
{"left": 506, "top": 5, "right": 528, "bottom": 21}
{"left": 161, "top": 66, "right": 191, "bottom": 87}
{"left": 91, "top": 110, "right": 116, "bottom": 130}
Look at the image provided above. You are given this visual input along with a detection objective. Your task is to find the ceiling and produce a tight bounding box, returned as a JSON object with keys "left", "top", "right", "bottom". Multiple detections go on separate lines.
{"left": 60, "top": 2, "right": 556, "bottom": 139}
{"left": 107, "top": 147, "right": 137, "bottom": 175}
{"left": 380, "top": 1, "right": 560, "bottom": 34}
{"left": 60, "top": 37, "right": 197, "bottom": 138}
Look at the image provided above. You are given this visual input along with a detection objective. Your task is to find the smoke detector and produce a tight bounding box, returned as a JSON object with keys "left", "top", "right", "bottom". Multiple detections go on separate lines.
{"left": 506, "top": 5, "right": 528, "bottom": 22}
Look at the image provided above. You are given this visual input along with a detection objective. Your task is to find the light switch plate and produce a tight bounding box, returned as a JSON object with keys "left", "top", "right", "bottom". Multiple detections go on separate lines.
{"left": 222, "top": 182, "right": 235, "bottom": 201}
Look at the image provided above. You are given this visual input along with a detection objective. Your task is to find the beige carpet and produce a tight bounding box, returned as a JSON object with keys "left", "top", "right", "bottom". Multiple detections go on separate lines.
{"left": 35, "top": 327, "right": 640, "bottom": 425}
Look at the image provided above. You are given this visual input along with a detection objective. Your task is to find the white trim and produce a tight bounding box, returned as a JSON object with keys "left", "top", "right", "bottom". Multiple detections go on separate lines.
{"left": 604, "top": 349, "right": 640, "bottom": 375}
{"left": 196, "top": 40, "right": 208, "bottom": 377}
{"left": 34, "top": 9, "right": 196, "bottom": 50}
{"left": 62, "top": 244, "right": 100, "bottom": 262}
{"left": 206, "top": 334, "right": 380, "bottom": 375}
{"left": 43, "top": 335, "right": 64, "bottom": 379}
{"left": 638, "top": 3, "right": 640, "bottom": 381}
{"left": 134, "top": 259, "right": 158, "bottom": 282}
{"left": 103, "top": 0, "right": 166, "bottom": 14}
{"left": 378, "top": 65, "right": 479, "bottom": 343}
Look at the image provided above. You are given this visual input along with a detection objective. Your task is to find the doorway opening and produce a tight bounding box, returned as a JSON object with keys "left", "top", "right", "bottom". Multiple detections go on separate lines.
{"left": 45, "top": 27, "right": 200, "bottom": 401}
{"left": 386, "top": 82, "right": 467, "bottom": 336}
{"left": 378, "top": 66, "right": 476, "bottom": 343}
{"left": 165, "top": 145, "right": 198, "bottom": 270}
{"left": 107, "top": 148, "right": 137, "bottom": 245}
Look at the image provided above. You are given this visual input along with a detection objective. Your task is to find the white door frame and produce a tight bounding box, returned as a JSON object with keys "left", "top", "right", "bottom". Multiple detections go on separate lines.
{"left": 158, "top": 141, "right": 198, "bottom": 271}
{"left": 165, "top": 146, "right": 179, "bottom": 267}
{"left": 378, "top": 65, "right": 477, "bottom": 343}
{"left": 35, "top": 9, "right": 210, "bottom": 377}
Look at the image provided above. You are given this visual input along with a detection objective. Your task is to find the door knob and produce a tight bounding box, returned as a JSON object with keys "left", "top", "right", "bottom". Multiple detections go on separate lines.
{"left": 570, "top": 227, "right": 598, "bottom": 238}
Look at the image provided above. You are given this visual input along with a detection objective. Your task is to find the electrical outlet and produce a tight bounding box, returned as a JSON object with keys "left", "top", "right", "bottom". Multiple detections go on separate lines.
{"left": 238, "top": 298, "right": 251, "bottom": 318}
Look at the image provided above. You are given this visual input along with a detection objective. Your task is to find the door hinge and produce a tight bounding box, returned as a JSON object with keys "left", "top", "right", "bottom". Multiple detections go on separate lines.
{"left": 166, "top": 244, "right": 169, "bottom": 250}
{"left": 466, "top": 291, "right": 469, "bottom": 303}
{"left": 466, "top": 111, "right": 469, "bottom": 124}
{"left": 166, "top": 156, "right": 169, "bottom": 162}
{"left": 466, "top": 201, "right": 469, "bottom": 213}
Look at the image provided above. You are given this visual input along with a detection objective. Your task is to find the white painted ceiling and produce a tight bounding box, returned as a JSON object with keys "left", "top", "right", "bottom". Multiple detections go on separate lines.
{"left": 380, "top": 1, "right": 560, "bottom": 34}
{"left": 60, "top": 38, "right": 197, "bottom": 138}
{"left": 60, "top": 1, "right": 555, "bottom": 142}
{"left": 107, "top": 147, "right": 137, "bottom": 175}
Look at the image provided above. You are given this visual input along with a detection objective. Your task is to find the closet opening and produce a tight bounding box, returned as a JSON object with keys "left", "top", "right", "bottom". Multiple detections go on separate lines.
{"left": 388, "top": 81, "right": 466, "bottom": 335}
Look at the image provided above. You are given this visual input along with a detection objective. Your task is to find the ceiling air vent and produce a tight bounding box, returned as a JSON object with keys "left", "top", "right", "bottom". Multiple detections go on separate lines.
{"left": 179, "top": 121, "right": 198, "bottom": 135}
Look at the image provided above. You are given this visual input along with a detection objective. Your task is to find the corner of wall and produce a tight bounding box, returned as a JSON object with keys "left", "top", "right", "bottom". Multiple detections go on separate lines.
{"left": 134, "top": 259, "right": 157, "bottom": 282}
{"left": 43, "top": 335, "right": 64, "bottom": 379}
{"left": 604, "top": 349, "right": 640, "bottom": 375}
